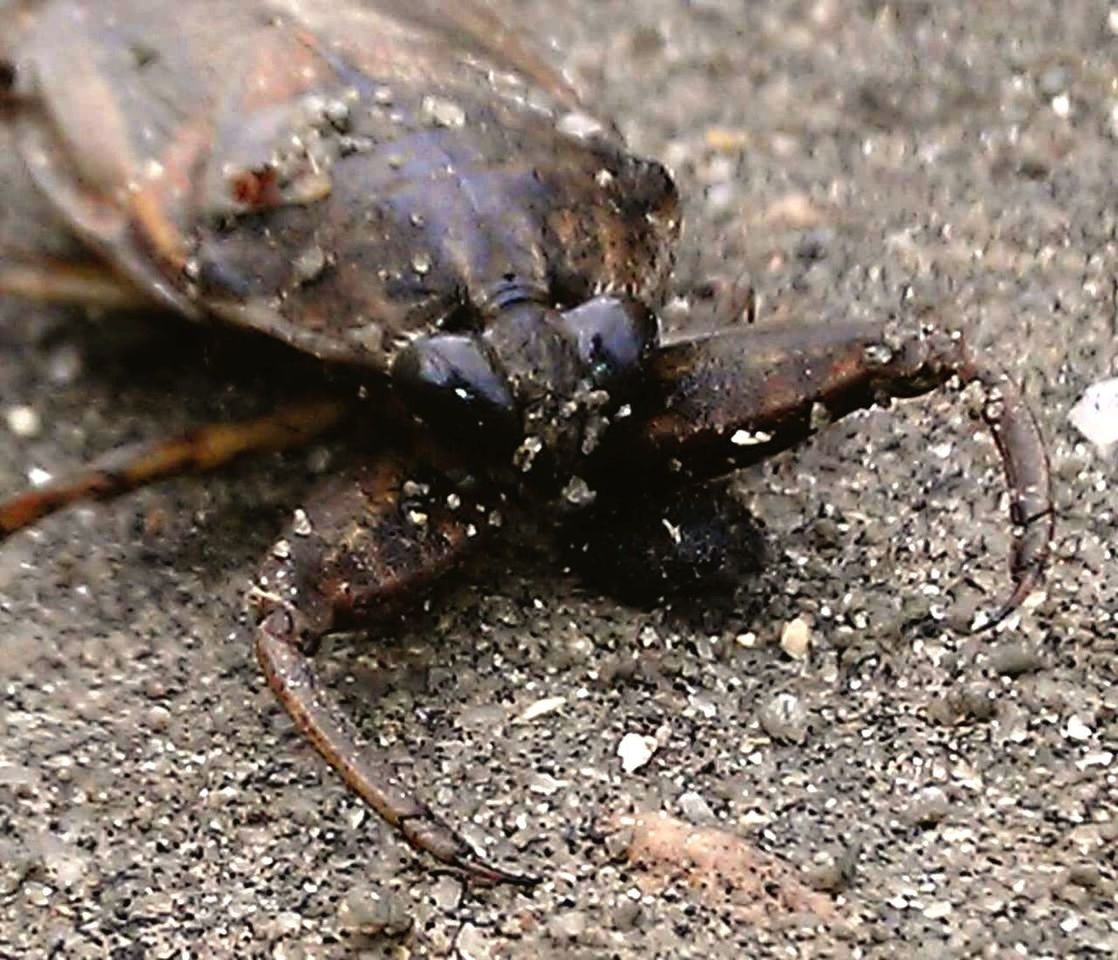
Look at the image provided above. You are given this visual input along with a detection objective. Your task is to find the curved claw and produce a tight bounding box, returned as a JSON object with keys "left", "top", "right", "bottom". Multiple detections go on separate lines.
{"left": 890, "top": 325, "right": 1053, "bottom": 630}
{"left": 399, "top": 813, "right": 539, "bottom": 888}
{"left": 940, "top": 340, "right": 1053, "bottom": 630}
{"left": 256, "top": 606, "right": 538, "bottom": 887}
{"left": 592, "top": 318, "right": 1054, "bottom": 628}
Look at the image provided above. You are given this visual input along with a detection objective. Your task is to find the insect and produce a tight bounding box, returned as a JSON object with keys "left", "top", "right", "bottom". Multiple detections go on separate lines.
{"left": 0, "top": 0, "right": 1053, "bottom": 886}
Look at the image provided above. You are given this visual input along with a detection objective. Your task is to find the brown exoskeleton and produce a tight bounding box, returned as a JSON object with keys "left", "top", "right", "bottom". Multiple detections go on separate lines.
{"left": 0, "top": 0, "right": 1053, "bottom": 885}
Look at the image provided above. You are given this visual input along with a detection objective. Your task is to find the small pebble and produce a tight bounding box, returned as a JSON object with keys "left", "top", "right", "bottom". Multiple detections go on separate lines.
{"left": 146, "top": 705, "right": 172, "bottom": 732}
{"left": 759, "top": 692, "right": 809, "bottom": 744}
{"left": 5, "top": 405, "right": 40, "bottom": 437}
{"left": 906, "top": 786, "right": 951, "bottom": 826}
{"left": 1065, "top": 715, "right": 1093, "bottom": 742}
{"left": 1069, "top": 377, "right": 1118, "bottom": 454}
{"left": 1066, "top": 863, "right": 1102, "bottom": 889}
{"left": 959, "top": 683, "right": 997, "bottom": 722}
{"left": 617, "top": 732, "right": 656, "bottom": 773}
{"left": 547, "top": 910, "right": 588, "bottom": 942}
{"left": 780, "top": 617, "right": 812, "bottom": 659}
{"left": 922, "top": 901, "right": 953, "bottom": 920}
{"left": 528, "top": 773, "right": 566, "bottom": 796}
{"left": 271, "top": 912, "right": 303, "bottom": 937}
{"left": 431, "top": 875, "right": 463, "bottom": 911}
{"left": 678, "top": 790, "right": 716, "bottom": 825}
{"left": 337, "top": 884, "right": 411, "bottom": 938}
{"left": 291, "top": 509, "right": 313, "bottom": 537}
{"left": 455, "top": 923, "right": 494, "bottom": 960}
{"left": 990, "top": 641, "right": 1045, "bottom": 677}
{"left": 24, "top": 883, "right": 50, "bottom": 908}
{"left": 612, "top": 897, "right": 642, "bottom": 930}
{"left": 804, "top": 844, "right": 858, "bottom": 893}
{"left": 515, "top": 696, "right": 566, "bottom": 723}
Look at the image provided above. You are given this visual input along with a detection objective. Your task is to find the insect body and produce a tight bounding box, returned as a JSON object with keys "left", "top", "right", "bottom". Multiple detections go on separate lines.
{"left": 0, "top": 0, "right": 1053, "bottom": 884}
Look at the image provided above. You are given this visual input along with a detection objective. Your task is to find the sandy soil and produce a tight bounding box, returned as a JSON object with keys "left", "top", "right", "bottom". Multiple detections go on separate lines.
{"left": 1, "top": 1, "right": 1115, "bottom": 957}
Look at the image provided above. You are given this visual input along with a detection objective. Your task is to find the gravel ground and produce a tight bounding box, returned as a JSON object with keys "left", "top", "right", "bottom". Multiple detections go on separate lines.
{"left": 2, "top": 1, "right": 1116, "bottom": 957}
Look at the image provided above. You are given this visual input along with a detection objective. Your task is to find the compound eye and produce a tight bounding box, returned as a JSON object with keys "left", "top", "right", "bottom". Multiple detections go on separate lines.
{"left": 391, "top": 334, "right": 518, "bottom": 437}
{"left": 558, "top": 296, "right": 658, "bottom": 388}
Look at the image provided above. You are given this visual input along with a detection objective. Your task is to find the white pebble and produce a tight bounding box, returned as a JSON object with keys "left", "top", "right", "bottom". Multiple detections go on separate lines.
{"left": 922, "top": 901, "right": 953, "bottom": 920}
{"left": 1069, "top": 377, "right": 1118, "bottom": 454}
{"left": 5, "top": 405, "right": 40, "bottom": 437}
{"left": 528, "top": 773, "right": 567, "bottom": 796}
{"left": 291, "top": 508, "right": 313, "bottom": 537}
{"left": 780, "top": 617, "right": 812, "bottom": 659}
{"left": 1065, "top": 715, "right": 1093, "bottom": 742}
{"left": 730, "top": 428, "right": 773, "bottom": 446}
{"left": 617, "top": 732, "right": 656, "bottom": 773}
{"left": 1076, "top": 751, "right": 1112, "bottom": 769}
{"left": 515, "top": 696, "right": 567, "bottom": 723}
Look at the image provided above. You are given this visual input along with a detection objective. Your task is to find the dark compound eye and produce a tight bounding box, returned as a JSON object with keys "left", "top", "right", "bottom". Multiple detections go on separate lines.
{"left": 558, "top": 296, "right": 658, "bottom": 388}
{"left": 391, "top": 334, "right": 518, "bottom": 438}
